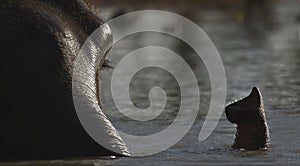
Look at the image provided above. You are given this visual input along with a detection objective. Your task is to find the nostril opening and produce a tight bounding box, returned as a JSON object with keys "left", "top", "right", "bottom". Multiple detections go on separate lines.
{"left": 225, "top": 106, "right": 241, "bottom": 124}
{"left": 225, "top": 107, "right": 230, "bottom": 114}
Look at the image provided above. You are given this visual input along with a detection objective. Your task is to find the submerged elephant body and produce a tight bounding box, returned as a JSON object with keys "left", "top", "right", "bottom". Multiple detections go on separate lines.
{"left": 0, "top": 0, "right": 128, "bottom": 160}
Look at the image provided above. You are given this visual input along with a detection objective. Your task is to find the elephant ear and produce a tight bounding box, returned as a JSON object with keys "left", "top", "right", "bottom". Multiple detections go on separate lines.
{"left": 225, "top": 87, "right": 263, "bottom": 124}
{"left": 72, "top": 24, "right": 130, "bottom": 157}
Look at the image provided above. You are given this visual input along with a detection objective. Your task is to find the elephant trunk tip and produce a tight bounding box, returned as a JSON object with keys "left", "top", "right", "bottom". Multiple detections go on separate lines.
{"left": 225, "top": 87, "right": 270, "bottom": 150}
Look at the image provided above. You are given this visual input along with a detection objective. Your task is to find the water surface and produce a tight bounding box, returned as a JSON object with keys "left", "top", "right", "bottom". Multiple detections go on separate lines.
{"left": 2, "top": 0, "right": 300, "bottom": 165}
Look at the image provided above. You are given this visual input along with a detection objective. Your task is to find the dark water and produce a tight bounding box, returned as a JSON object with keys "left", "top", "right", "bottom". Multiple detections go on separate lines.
{"left": 2, "top": 0, "right": 299, "bottom": 165}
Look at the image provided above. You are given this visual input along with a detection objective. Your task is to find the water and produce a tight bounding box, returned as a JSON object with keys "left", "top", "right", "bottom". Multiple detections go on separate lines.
{"left": 2, "top": 0, "right": 300, "bottom": 165}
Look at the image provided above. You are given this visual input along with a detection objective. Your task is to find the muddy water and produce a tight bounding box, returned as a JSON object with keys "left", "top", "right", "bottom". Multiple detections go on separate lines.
{"left": 2, "top": 0, "right": 299, "bottom": 165}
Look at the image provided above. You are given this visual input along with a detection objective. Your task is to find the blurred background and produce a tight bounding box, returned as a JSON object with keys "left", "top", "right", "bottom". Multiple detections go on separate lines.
{"left": 3, "top": 0, "right": 300, "bottom": 165}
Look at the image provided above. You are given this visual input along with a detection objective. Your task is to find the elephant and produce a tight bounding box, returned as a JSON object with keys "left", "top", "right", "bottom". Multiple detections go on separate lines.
{"left": 0, "top": 0, "right": 129, "bottom": 160}
{"left": 225, "top": 87, "right": 270, "bottom": 150}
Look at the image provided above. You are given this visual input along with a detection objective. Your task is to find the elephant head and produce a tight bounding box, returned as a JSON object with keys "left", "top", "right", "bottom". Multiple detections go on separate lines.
{"left": 0, "top": 0, "right": 129, "bottom": 160}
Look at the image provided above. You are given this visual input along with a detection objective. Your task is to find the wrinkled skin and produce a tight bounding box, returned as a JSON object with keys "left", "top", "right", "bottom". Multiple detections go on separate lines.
{"left": 225, "top": 87, "right": 270, "bottom": 150}
{"left": 0, "top": 0, "right": 129, "bottom": 160}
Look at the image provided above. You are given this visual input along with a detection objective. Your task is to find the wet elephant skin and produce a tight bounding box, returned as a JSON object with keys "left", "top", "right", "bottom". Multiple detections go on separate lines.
{"left": 0, "top": 0, "right": 126, "bottom": 160}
